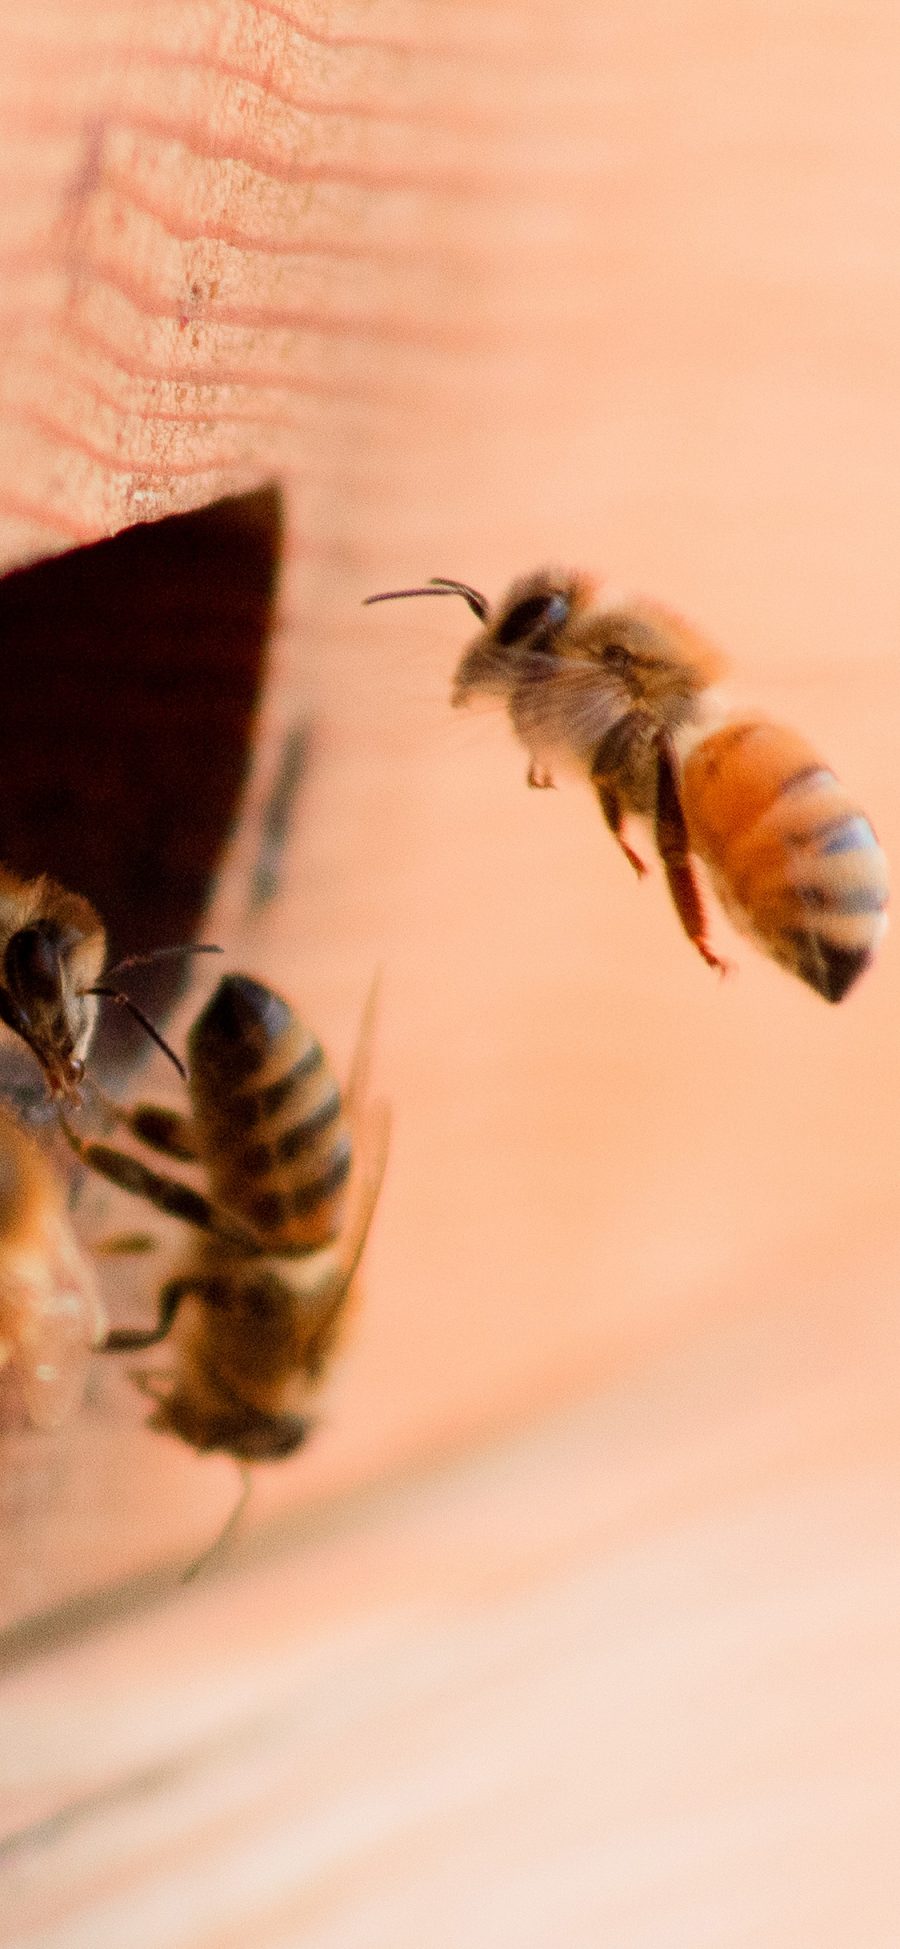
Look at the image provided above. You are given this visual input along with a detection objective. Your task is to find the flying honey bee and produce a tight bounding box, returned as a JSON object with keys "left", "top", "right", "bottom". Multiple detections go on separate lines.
{"left": 62, "top": 973, "right": 387, "bottom": 1530}
{"left": 0, "top": 862, "right": 219, "bottom": 1101}
{"left": 0, "top": 1101, "right": 106, "bottom": 1428}
{"left": 365, "top": 572, "right": 889, "bottom": 1000}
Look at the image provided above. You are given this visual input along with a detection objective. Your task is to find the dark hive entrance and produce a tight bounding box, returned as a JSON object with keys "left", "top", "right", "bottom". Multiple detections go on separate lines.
{"left": 0, "top": 486, "right": 282, "bottom": 1081}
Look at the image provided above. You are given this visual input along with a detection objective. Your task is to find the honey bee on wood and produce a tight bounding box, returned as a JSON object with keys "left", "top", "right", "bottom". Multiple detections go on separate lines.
{"left": 62, "top": 973, "right": 387, "bottom": 1501}
{"left": 0, "top": 863, "right": 219, "bottom": 1101}
{"left": 366, "top": 572, "right": 889, "bottom": 1001}
{"left": 0, "top": 1102, "right": 106, "bottom": 1428}
{"left": 0, "top": 869, "right": 106, "bottom": 1100}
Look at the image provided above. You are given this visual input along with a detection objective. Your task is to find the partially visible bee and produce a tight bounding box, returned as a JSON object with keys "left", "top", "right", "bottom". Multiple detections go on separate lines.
{"left": 0, "top": 1101, "right": 106, "bottom": 1428}
{"left": 62, "top": 973, "right": 387, "bottom": 1545}
{"left": 0, "top": 869, "right": 106, "bottom": 1100}
{"left": 0, "top": 862, "right": 219, "bottom": 1101}
{"left": 365, "top": 572, "right": 889, "bottom": 1000}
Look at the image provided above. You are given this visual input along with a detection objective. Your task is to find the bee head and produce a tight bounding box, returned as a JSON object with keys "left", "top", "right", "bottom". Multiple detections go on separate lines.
{"left": 450, "top": 569, "right": 597, "bottom": 705}
{"left": 0, "top": 909, "right": 102, "bottom": 1100}
{"left": 363, "top": 568, "right": 599, "bottom": 701}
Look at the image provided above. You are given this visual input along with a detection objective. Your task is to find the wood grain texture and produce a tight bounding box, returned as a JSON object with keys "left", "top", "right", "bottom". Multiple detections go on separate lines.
{"left": 0, "top": 0, "right": 592, "bottom": 1626}
{"left": 2, "top": 0, "right": 900, "bottom": 1941}
{"left": 5, "top": 1249, "right": 900, "bottom": 1944}
{"left": 0, "top": 0, "right": 504, "bottom": 561}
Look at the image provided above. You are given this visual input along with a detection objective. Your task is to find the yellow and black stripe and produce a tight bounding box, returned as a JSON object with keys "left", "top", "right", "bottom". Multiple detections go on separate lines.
{"left": 188, "top": 975, "right": 351, "bottom": 1247}
{"left": 682, "top": 721, "right": 888, "bottom": 1001}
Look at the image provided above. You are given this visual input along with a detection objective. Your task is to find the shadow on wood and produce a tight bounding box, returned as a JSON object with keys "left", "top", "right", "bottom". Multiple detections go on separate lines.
{"left": 0, "top": 487, "right": 282, "bottom": 1076}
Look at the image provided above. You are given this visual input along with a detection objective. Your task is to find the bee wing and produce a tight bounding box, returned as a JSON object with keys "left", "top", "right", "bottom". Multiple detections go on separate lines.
{"left": 509, "top": 658, "right": 630, "bottom": 761}
{"left": 297, "top": 1098, "right": 390, "bottom": 1369}
{"left": 343, "top": 972, "right": 382, "bottom": 1125}
{"left": 335, "top": 1098, "right": 390, "bottom": 1295}
{"left": 556, "top": 664, "right": 640, "bottom": 754}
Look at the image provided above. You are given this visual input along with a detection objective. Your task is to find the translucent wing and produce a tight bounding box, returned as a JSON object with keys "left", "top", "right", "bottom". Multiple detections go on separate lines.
{"left": 296, "top": 1098, "right": 390, "bottom": 1374}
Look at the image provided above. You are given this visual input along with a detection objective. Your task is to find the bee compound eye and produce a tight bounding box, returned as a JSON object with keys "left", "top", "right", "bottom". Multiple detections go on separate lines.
{"left": 495, "top": 591, "right": 569, "bottom": 648}
{"left": 5, "top": 926, "right": 63, "bottom": 1004}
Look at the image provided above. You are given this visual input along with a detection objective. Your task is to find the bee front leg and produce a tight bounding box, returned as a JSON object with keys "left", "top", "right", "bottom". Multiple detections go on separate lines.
{"left": 527, "top": 762, "right": 555, "bottom": 790}
{"left": 654, "top": 733, "right": 728, "bottom": 975}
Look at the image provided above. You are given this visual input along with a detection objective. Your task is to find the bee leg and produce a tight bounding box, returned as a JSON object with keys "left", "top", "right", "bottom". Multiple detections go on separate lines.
{"left": 654, "top": 733, "right": 729, "bottom": 975}
{"left": 182, "top": 1465, "right": 253, "bottom": 1584}
{"left": 94, "top": 1231, "right": 158, "bottom": 1256}
{"left": 93, "top": 1088, "right": 200, "bottom": 1162}
{"left": 592, "top": 713, "right": 656, "bottom": 876}
{"left": 60, "top": 1120, "right": 260, "bottom": 1247}
{"left": 595, "top": 782, "right": 648, "bottom": 877}
{"left": 527, "top": 762, "right": 555, "bottom": 790}
{"left": 104, "top": 1275, "right": 200, "bottom": 1351}
{"left": 130, "top": 1368, "right": 171, "bottom": 1403}
{"left": 123, "top": 1105, "right": 200, "bottom": 1162}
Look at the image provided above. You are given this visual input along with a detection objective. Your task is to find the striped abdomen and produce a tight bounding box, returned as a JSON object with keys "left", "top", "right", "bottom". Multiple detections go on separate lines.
{"left": 680, "top": 720, "right": 888, "bottom": 1001}
{"left": 188, "top": 975, "right": 351, "bottom": 1247}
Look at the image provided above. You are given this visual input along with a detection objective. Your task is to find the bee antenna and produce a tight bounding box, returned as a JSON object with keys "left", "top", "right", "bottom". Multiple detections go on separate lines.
{"left": 102, "top": 943, "right": 223, "bottom": 981}
{"left": 427, "top": 578, "right": 490, "bottom": 618}
{"left": 363, "top": 578, "right": 489, "bottom": 623}
{"left": 85, "top": 987, "right": 187, "bottom": 1080}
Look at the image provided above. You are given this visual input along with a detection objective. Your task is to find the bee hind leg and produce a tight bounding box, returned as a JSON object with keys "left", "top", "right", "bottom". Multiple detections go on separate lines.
{"left": 129, "top": 1368, "right": 171, "bottom": 1403}
{"left": 183, "top": 1465, "right": 253, "bottom": 1584}
{"left": 104, "top": 1274, "right": 205, "bottom": 1352}
{"left": 654, "top": 733, "right": 729, "bottom": 975}
{"left": 94, "top": 1231, "right": 158, "bottom": 1256}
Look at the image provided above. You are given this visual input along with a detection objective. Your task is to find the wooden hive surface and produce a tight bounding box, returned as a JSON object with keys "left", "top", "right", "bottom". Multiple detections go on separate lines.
{"left": 2, "top": 1, "right": 900, "bottom": 1941}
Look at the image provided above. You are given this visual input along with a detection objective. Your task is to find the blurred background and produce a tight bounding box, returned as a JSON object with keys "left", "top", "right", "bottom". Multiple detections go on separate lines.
{"left": 3, "top": 1, "right": 900, "bottom": 1942}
